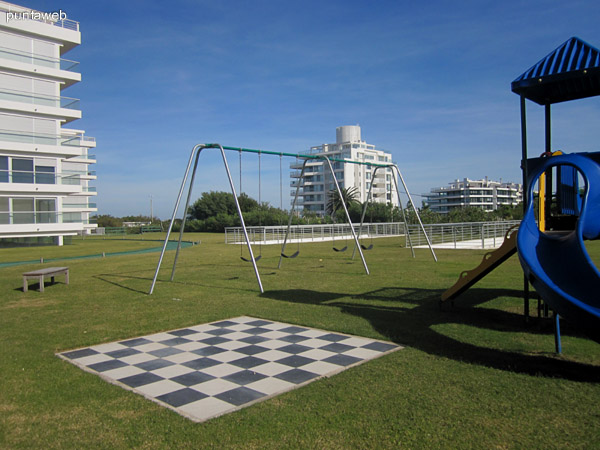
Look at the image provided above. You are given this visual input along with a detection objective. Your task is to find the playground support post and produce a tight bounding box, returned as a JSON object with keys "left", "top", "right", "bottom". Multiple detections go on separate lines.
{"left": 278, "top": 159, "right": 309, "bottom": 269}
{"left": 149, "top": 144, "right": 203, "bottom": 295}
{"left": 322, "top": 156, "right": 370, "bottom": 275}
{"left": 149, "top": 144, "right": 264, "bottom": 295}
{"left": 391, "top": 164, "right": 437, "bottom": 262}
{"left": 520, "top": 94, "right": 530, "bottom": 320}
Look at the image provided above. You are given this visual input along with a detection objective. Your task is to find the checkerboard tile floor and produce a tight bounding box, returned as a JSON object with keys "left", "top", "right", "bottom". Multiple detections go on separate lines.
{"left": 58, "top": 316, "right": 401, "bottom": 423}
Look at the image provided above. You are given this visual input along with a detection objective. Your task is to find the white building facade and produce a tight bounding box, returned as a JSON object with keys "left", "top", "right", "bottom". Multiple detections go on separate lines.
{"left": 0, "top": 1, "right": 96, "bottom": 246}
{"left": 291, "top": 125, "right": 398, "bottom": 217}
{"left": 423, "top": 177, "right": 522, "bottom": 214}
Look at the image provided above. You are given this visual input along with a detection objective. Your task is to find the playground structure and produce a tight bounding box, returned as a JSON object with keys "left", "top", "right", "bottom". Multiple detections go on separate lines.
{"left": 149, "top": 144, "right": 437, "bottom": 295}
{"left": 442, "top": 37, "right": 600, "bottom": 351}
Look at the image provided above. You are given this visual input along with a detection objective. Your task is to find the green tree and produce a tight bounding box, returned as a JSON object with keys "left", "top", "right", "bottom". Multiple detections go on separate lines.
{"left": 326, "top": 187, "right": 359, "bottom": 219}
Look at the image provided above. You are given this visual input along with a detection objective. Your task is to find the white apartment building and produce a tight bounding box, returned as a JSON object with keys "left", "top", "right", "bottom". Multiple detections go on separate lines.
{"left": 423, "top": 177, "right": 522, "bottom": 214}
{"left": 0, "top": 1, "right": 96, "bottom": 246}
{"left": 291, "top": 125, "right": 398, "bottom": 217}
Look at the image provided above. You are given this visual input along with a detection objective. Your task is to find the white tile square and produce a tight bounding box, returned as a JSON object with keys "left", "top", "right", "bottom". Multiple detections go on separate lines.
{"left": 187, "top": 324, "right": 218, "bottom": 333}
{"left": 341, "top": 337, "right": 373, "bottom": 347}
{"left": 252, "top": 362, "right": 291, "bottom": 377}
{"left": 343, "top": 348, "right": 381, "bottom": 359}
{"left": 136, "top": 379, "right": 183, "bottom": 397}
{"left": 120, "top": 352, "right": 155, "bottom": 365}
{"left": 298, "top": 348, "right": 337, "bottom": 360}
{"left": 135, "top": 342, "right": 168, "bottom": 353}
{"left": 190, "top": 378, "right": 239, "bottom": 396}
{"left": 181, "top": 332, "right": 211, "bottom": 342}
{"left": 152, "top": 364, "right": 195, "bottom": 379}
{"left": 297, "top": 329, "right": 328, "bottom": 338}
{"left": 253, "top": 349, "right": 289, "bottom": 362}
{"left": 162, "top": 351, "right": 199, "bottom": 364}
{"left": 74, "top": 353, "right": 113, "bottom": 366}
{"left": 179, "top": 397, "right": 234, "bottom": 421}
{"left": 91, "top": 342, "right": 128, "bottom": 353}
{"left": 257, "top": 339, "right": 289, "bottom": 350}
{"left": 103, "top": 365, "right": 146, "bottom": 380}
{"left": 209, "top": 351, "right": 246, "bottom": 363}
{"left": 246, "top": 377, "right": 296, "bottom": 395}
{"left": 227, "top": 323, "right": 254, "bottom": 332}
{"left": 224, "top": 331, "right": 253, "bottom": 340}
{"left": 202, "top": 363, "right": 243, "bottom": 378}
{"left": 299, "top": 338, "right": 332, "bottom": 349}
{"left": 302, "top": 361, "right": 342, "bottom": 376}
{"left": 144, "top": 332, "right": 175, "bottom": 342}
{"left": 215, "top": 340, "right": 248, "bottom": 351}
{"left": 261, "top": 330, "right": 288, "bottom": 340}
{"left": 176, "top": 341, "right": 208, "bottom": 352}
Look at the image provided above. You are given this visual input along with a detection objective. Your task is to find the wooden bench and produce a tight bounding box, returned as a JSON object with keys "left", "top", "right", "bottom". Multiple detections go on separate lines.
{"left": 23, "top": 267, "right": 69, "bottom": 292}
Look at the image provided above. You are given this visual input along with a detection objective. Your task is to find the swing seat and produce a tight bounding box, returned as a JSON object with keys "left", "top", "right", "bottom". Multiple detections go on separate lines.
{"left": 281, "top": 250, "right": 300, "bottom": 259}
{"left": 360, "top": 243, "right": 374, "bottom": 250}
{"left": 333, "top": 246, "right": 347, "bottom": 252}
{"left": 240, "top": 255, "right": 261, "bottom": 262}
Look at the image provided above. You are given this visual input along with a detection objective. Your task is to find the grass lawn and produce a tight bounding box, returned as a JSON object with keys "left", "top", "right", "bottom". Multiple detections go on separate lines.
{"left": 1, "top": 233, "right": 599, "bottom": 448}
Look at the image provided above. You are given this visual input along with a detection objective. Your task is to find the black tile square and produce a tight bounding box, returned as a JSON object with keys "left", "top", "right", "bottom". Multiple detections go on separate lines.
{"left": 157, "top": 388, "right": 207, "bottom": 407}
{"left": 244, "top": 327, "right": 271, "bottom": 335}
{"left": 278, "top": 344, "right": 311, "bottom": 355}
{"left": 159, "top": 337, "right": 192, "bottom": 346}
{"left": 205, "top": 328, "right": 235, "bottom": 336}
{"left": 106, "top": 348, "right": 141, "bottom": 359}
{"left": 119, "top": 372, "right": 164, "bottom": 388}
{"left": 229, "top": 356, "right": 269, "bottom": 369}
{"left": 319, "top": 333, "right": 348, "bottom": 342}
{"left": 223, "top": 370, "right": 267, "bottom": 385}
{"left": 275, "top": 369, "right": 319, "bottom": 384}
{"left": 200, "top": 336, "right": 229, "bottom": 346}
{"left": 323, "top": 354, "right": 362, "bottom": 367}
{"left": 119, "top": 338, "right": 152, "bottom": 347}
{"left": 320, "top": 343, "right": 354, "bottom": 354}
{"left": 280, "top": 334, "right": 310, "bottom": 344}
{"left": 211, "top": 320, "right": 238, "bottom": 327}
{"left": 246, "top": 319, "right": 272, "bottom": 327}
{"left": 277, "top": 355, "right": 315, "bottom": 368}
{"left": 279, "top": 326, "right": 308, "bottom": 334}
{"left": 182, "top": 358, "right": 220, "bottom": 370}
{"left": 88, "top": 359, "right": 128, "bottom": 373}
{"left": 191, "top": 346, "right": 226, "bottom": 357}
{"left": 215, "top": 386, "right": 266, "bottom": 406}
{"left": 62, "top": 348, "right": 99, "bottom": 359}
{"left": 362, "top": 341, "right": 398, "bottom": 352}
{"left": 170, "top": 371, "right": 215, "bottom": 386}
{"left": 148, "top": 347, "right": 184, "bottom": 358}
{"left": 135, "top": 359, "right": 174, "bottom": 371}
{"left": 168, "top": 328, "right": 197, "bottom": 337}
{"left": 239, "top": 335, "right": 269, "bottom": 345}
{"left": 235, "top": 345, "right": 270, "bottom": 356}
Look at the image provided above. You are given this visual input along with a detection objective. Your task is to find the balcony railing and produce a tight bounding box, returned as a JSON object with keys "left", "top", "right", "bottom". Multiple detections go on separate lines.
{"left": 0, "top": 88, "right": 80, "bottom": 110}
{"left": 0, "top": 169, "right": 95, "bottom": 185}
{"left": 0, "top": 45, "right": 79, "bottom": 72}
{"left": 62, "top": 202, "right": 97, "bottom": 209}
{"left": 0, "top": 211, "right": 95, "bottom": 226}
{"left": 0, "top": 129, "right": 94, "bottom": 147}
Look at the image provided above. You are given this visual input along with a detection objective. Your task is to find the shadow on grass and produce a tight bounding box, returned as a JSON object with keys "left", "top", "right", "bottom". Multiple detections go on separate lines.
{"left": 261, "top": 287, "right": 600, "bottom": 382}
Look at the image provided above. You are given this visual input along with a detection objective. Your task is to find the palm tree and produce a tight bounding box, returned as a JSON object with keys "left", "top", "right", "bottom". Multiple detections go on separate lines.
{"left": 326, "top": 186, "right": 359, "bottom": 218}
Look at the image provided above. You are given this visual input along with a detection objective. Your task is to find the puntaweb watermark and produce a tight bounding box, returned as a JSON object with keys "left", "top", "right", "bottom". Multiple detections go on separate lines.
{"left": 5, "top": 9, "right": 67, "bottom": 23}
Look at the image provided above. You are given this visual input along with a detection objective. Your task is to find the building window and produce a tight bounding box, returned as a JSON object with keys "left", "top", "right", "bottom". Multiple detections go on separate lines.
{"left": 0, "top": 197, "right": 8, "bottom": 224}
{"left": 12, "top": 198, "right": 34, "bottom": 224}
{"left": 0, "top": 156, "right": 7, "bottom": 183}
{"left": 12, "top": 158, "right": 34, "bottom": 183}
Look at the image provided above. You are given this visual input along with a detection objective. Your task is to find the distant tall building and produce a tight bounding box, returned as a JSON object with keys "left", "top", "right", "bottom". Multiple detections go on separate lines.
{"left": 423, "top": 177, "right": 522, "bottom": 214}
{"left": 0, "top": 1, "right": 97, "bottom": 246}
{"left": 290, "top": 125, "right": 397, "bottom": 217}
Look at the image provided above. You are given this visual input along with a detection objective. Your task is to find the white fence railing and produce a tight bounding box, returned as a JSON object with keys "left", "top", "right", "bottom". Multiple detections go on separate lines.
{"left": 225, "top": 222, "right": 405, "bottom": 245}
{"left": 406, "top": 220, "right": 520, "bottom": 249}
{"left": 225, "top": 220, "right": 521, "bottom": 249}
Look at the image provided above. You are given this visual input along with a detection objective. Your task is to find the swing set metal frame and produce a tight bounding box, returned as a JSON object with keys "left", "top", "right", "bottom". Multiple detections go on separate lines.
{"left": 149, "top": 143, "right": 436, "bottom": 295}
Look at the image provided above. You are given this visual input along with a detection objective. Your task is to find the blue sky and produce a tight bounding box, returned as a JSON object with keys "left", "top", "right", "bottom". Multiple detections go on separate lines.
{"left": 22, "top": 0, "right": 600, "bottom": 218}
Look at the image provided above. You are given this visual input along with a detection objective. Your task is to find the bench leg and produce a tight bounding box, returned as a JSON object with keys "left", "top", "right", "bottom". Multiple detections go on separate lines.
{"left": 23, "top": 277, "right": 28, "bottom": 292}
{"left": 51, "top": 276, "right": 55, "bottom": 285}
{"left": 65, "top": 271, "right": 69, "bottom": 285}
{"left": 39, "top": 275, "right": 44, "bottom": 292}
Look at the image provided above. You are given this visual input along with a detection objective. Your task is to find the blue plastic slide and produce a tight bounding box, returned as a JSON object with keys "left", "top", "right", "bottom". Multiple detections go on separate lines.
{"left": 517, "top": 153, "right": 600, "bottom": 341}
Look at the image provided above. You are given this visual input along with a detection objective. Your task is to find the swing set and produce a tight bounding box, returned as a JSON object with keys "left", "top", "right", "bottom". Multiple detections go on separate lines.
{"left": 149, "top": 143, "right": 436, "bottom": 295}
